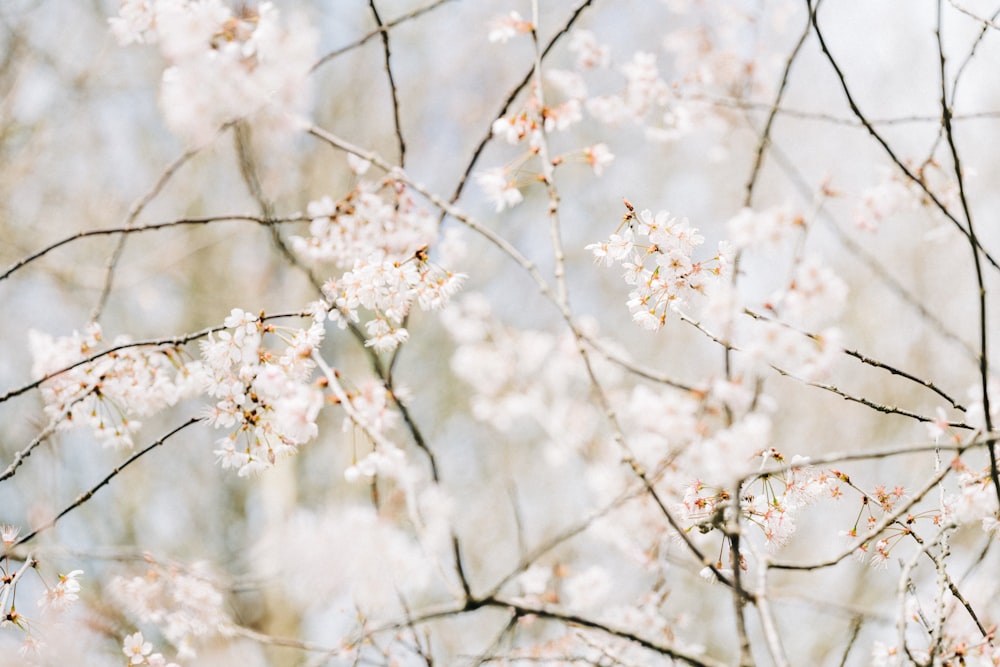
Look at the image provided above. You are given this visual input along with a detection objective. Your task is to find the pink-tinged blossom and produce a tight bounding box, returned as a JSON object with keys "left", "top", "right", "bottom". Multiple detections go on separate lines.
{"left": 852, "top": 173, "right": 918, "bottom": 231}
{"left": 442, "top": 296, "right": 605, "bottom": 455}
{"left": 742, "top": 320, "right": 842, "bottom": 381}
{"left": 725, "top": 204, "right": 802, "bottom": 250}
{"left": 770, "top": 256, "right": 848, "bottom": 328}
{"left": 943, "top": 468, "right": 1000, "bottom": 530}
{"left": 147, "top": 654, "right": 181, "bottom": 667}
{"left": 583, "top": 143, "right": 614, "bottom": 176}
{"left": 291, "top": 180, "right": 465, "bottom": 352}
{"left": 111, "top": 567, "right": 233, "bottom": 657}
{"left": 39, "top": 569, "right": 83, "bottom": 612}
{"left": 663, "top": 23, "right": 755, "bottom": 97}
{"left": 542, "top": 99, "right": 582, "bottom": 133}
{"left": 568, "top": 29, "right": 610, "bottom": 69}
{"left": 492, "top": 112, "right": 540, "bottom": 145}
{"left": 562, "top": 566, "right": 612, "bottom": 612}
{"left": 925, "top": 406, "right": 957, "bottom": 444}
{"left": 18, "top": 636, "right": 45, "bottom": 658}
{"left": 514, "top": 564, "right": 552, "bottom": 600}
{"left": 750, "top": 456, "right": 830, "bottom": 550}
{"left": 621, "top": 52, "right": 668, "bottom": 107}
{"left": 545, "top": 69, "right": 587, "bottom": 100}
{"left": 476, "top": 167, "right": 524, "bottom": 212}
{"left": 589, "top": 206, "right": 727, "bottom": 330}
{"left": 293, "top": 181, "right": 438, "bottom": 267}
{"left": 321, "top": 251, "right": 464, "bottom": 352}
{"left": 199, "top": 313, "right": 325, "bottom": 476}
{"left": 587, "top": 52, "right": 670, "bottom": 127}
{"left": 0, "top": 524, "right": 20, "bottom": 548}
{"left": 108, "top": 0, "right": 156, "bottom": 45}
{"left": 647, "top": 104, "right": 696, "bottom": 142}
{"left": 487, "top": 11, "right": 533, "bottom": 43}
{"left": 346, "top": 152, "right": 372, "bottom": 175}
{"left": 965, "top": 376, "right": 1000, "bottom": 431}
{"left": 585, "top": 229, "right": 634, "bottom": 267}
{"left": 29, "top": 323, "right": 197, "bottom": 449}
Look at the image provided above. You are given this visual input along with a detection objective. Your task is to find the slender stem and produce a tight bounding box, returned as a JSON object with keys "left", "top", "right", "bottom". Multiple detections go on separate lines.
{"left": 11, "top": 418, "right": 202, "bottom": 548}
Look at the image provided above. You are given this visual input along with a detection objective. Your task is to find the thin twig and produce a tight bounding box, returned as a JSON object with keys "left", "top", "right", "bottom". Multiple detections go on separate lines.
{"left": 807, "top": 0, "right": 1000, "bottom": 273}
{"left": 743, "top": 308, "right": 967, "bottom": 411}
{"left": 0, "top": 309, "right": 308, "bottom": 406}
{"left": 0, "top": 399, "right": 82, "bottom": 482}
{"left": 310, "top": 0, "right": 455, "bottom": 72}
{"left": 305, "top": 123, "right": 738, "bottom": 588}
{"left": 934, "top": 0, "right": 1000, "bottom": 509}
{"left": 11, "top": 418, "right": 202, "bottom": 548}
{"left": 369, "top": 0, "right": 406, "bottom": 167}
{"left": 0, "top": 215, "right": 303, "bottom": 283}
{"left": 743, "top": 0, "right": 815, "bottom": 205}
{"left": 443, "top": 0, "right": 597, "bottom": 211}
{"left": 89, "top": 146, "right": 202, "bottom": 322}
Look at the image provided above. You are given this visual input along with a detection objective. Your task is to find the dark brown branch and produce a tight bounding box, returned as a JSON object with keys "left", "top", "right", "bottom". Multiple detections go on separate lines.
{"left": 807, "top": 0, "right": 1000, "bottom": 273}
{"left": 0, "top": 309, "right": 309, "bottom": 406}
{"left": 90, "top": 145, "right": 202, "bottom": 322}
{"left": 443, "top": 0, "right": 597, "bottom": 211}
{"left": 311, "top": 0, "right": 455, "bottom": 72}
{"left": 744, "top": 0, "right": 815, "bottom": 205}
{"left": 369, "top": 0, "right": 406, "bottom": 167}
{"left": 744, "top": 308, "right": 967, "bottom": 412}
{"left": 934, "top": 1, "right": 1000, "bottom": 509}
{"left": 11, "top": 417, "right": 202, "bottom": 548}
{"left": 0, "top": 215, "right": 303, "bottom": 283}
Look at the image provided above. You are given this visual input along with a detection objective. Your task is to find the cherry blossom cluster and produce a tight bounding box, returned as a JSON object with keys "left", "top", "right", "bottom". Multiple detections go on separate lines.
{"left": 587, "top": 203, "right": 733, "bottom": 330}
{"left": 110, "top": 0, "right": 316, "bottom": 146}
{"left": 0, "top": 541, "right": 84, "bottom": 656}
{"left": 722, "top": 454, "right": 831, "bottom": 549}
{"left": 318, "top": 250, "right": 465, "bottom": 352}
{"left": 292, "top": 178, "right": 465, "bottom": 352}
{"left": 476, "top": 77, "right": 614, "bottom": 211}
{"left": 708, "top": 203, "right": 848, "bottom": 381}
{"left": 852, "top": 170, "right": 923, "bottom": 232}
{"left": 110, "top": 565, "right": 233, "bottom": 659}
{"left": 478, "top": 22, "right": 616, "bottom": 212}
{"left": 873, "top": 636, "right": 1000, "bottom": 667}
{"left": 486, "top": 10, "right": 534, "bottom": 44}
{"left": 852, "top": 160, "right": 962, "bottom": 232}
{"left": 944, "top": 463, "right": 1000, "bottom": 537}
{"left": 485, "top": 4, "right": 785, "bottom": 152}
{"left": 831, "top": 474, "right": 921, "bottom": 570}
{"left": 3, "top": 0, "right": 991, "bottom": 664}
{"left": 291, "top": 178, "right": 438, "bottom": 268}
{"left": 444, "top": 294, "right": 833, "bottom": 553}
{"left": 196, "top": 309, "right": 325, "bottom": 477}
{"left": 442, "top": 294, "right": 613, "bottom": 462}
{"left": 619, "top": 375, "right": 833, "bottom": 550}
{"left": 29, "top": 323, "right": 197, "bottom": 449}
